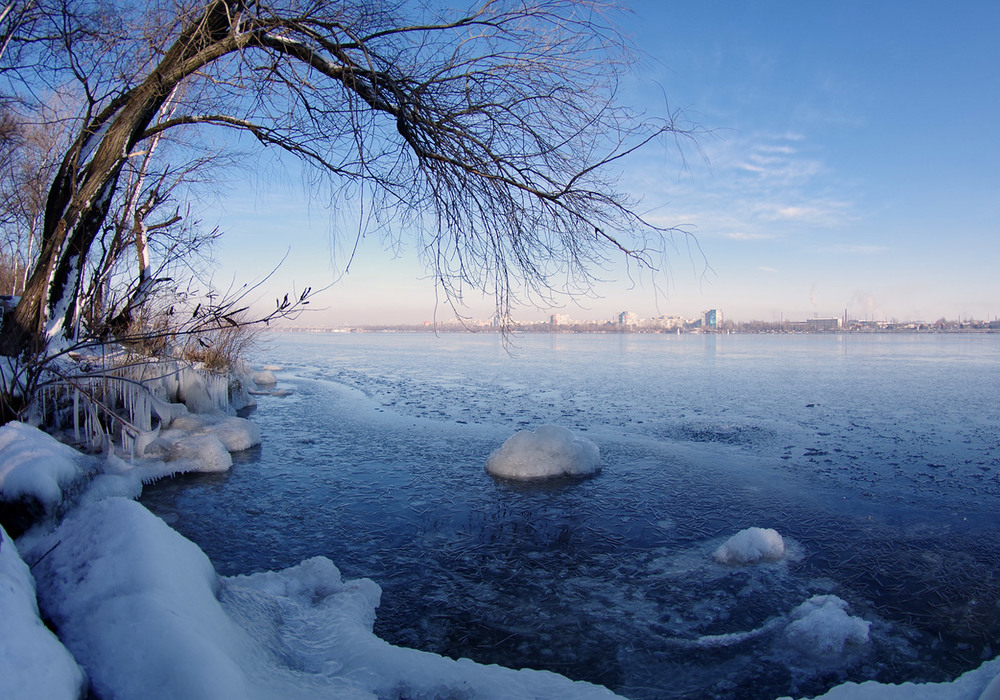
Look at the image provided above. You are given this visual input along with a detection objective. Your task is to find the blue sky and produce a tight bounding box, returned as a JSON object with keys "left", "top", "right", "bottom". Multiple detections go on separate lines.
{"left": 214, "top": 0, "right": 999, "bottom": 325}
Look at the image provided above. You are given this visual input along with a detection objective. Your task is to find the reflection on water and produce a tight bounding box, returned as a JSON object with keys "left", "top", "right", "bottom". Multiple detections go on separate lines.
{"left": 141, "top": 333, "right": 1000, "bottom": 699}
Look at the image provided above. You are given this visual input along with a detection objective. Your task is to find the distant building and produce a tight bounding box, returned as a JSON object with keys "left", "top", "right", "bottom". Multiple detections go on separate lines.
{"left": 645, "top": 315, "right": 685, "bottom": 330}
{"left": 703, "top": 309, "right": 718, "bottom": 329}
{"left": 806, "top": 317, "right": 842, "bottom": 331}
{"left": 618, "top": 311, "right": 639, "bottom": 327}
{"left": 550, "top": 313, "right": 571, "bottom": 326}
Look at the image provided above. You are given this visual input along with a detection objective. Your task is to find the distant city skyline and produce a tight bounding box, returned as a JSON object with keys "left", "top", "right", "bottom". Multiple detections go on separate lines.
{"left": 212, "top": 1, "right": 1000, "bottom": 327}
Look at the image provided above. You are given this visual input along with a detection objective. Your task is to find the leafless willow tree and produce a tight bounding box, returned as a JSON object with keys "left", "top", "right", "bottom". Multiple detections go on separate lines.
{"left": 0, "top": 0, "right": 693, "bottom": 357}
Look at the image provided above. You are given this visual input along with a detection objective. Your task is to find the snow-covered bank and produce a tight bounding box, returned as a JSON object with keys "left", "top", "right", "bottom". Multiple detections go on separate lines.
{"left": 10, "top": 497, "right": 621, "bottom": 699}
{"left": 0, "top": 523, "right": 85, "bottom": 699}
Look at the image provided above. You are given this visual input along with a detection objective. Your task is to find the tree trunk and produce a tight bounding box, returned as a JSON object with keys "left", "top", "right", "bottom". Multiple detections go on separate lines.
{"left": 0, "top": 0, "right": 245, "bottom": 356}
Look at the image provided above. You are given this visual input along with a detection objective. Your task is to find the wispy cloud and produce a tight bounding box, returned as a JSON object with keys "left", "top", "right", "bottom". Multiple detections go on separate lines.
{"left": 725, "top": 232, "right": 775, "bottom": 240}
{"left": 625, "top": 129, "right": 857, "bottom": 241}
{"left": 751, "top": 200, "right": 852, "bottom": 227}
{"left": 820, "top": 244, "right": 889, "bottom": 255}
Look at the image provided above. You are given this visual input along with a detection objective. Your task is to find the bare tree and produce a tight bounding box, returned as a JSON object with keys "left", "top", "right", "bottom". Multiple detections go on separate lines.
{"left": 0, "top": 0, "right": 693, "bottom": 356}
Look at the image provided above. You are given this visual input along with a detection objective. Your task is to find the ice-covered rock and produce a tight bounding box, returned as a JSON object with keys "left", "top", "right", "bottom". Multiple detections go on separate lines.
{"left": 252, "top": 369, "right": 277, "bottom": 387}
{"left": 714, "top": 527, "right": 786, "bottom": 565}
{"left": 208, "top": 417, "right": 262, "bottom": 452}
{"left": 785, "top": 595, "right": 870, "bottom": 656}
{"left": 165, "top": 434, "right": 233, "bottom": 473}
{"left": 227, "top": 369, "right": 257, "bottom": 413}
{"left": 160, "top": 413, "right": 261, "bottom": 453}
{"left": 0, "top": 422, "right": 89, "bottom": 506}
{"left": 485, "top": 424, "right": 601, "bottom": 479}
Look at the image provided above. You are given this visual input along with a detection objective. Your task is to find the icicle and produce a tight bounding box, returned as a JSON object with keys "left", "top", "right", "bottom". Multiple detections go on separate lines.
{"left": 209, "top": 372, "right": 229, "bottom": 413}
{"left": 73, "top": 387, "right": 81, "bottom": 442}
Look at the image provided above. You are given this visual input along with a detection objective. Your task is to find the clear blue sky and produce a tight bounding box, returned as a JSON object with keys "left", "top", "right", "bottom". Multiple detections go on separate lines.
{"left": 214, "top": 0, "right": 1000, "bottom": 325}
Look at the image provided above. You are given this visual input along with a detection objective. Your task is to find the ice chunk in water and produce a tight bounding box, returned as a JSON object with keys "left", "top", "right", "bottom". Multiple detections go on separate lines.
{"left": 785, "top": 595, "right": 870, "bottom": 655}
{"left": 165, "top": 434, "right": 233, "bottom": 473}
{"left": 714, "top": 527, "right": 786, "bottom": 565}
{"left": 485, "top": 425, "right": 600, "bottom": 479}
{"left": 252, "top": 370, "right": 277, "bottom": 387}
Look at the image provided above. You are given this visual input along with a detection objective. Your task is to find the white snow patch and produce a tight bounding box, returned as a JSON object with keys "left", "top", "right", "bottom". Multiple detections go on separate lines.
{"left": 0, "top": 524, "right": 86, "bottom": 699}
{"left": 485, "top": 424, "right": 601, "bottom": 479}
{"left": 0, "top": 422, "right": 88, "bottom": 505}
{"left": 787, "top": 656, "right": 1000, "bottom": 699}
{"left": 25, "top": 498, "right": 623, "bottom": 700}
{"left": 252, "top": 370, "right": 277, "bottom": 387}
{"left": 165, "top": 413, "right": 261, "bottom": 452}
{"left": 165, "top": 434, "right": 233, "bottom": 473}
{"left": 714, "top": 527, "right": 786, "bottom": 565}
{"left": 784, "top": 595, "right": 870, "bottom": 656}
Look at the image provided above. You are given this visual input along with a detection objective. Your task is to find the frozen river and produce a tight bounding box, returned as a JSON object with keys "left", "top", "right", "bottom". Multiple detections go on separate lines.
{"left": 141, "top": 331, "right": 1000, "bottom": 699}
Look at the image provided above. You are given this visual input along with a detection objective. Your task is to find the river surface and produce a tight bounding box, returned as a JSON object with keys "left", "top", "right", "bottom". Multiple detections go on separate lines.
{"left": 141, "top": 331, "right": 1000, "bottom": 699}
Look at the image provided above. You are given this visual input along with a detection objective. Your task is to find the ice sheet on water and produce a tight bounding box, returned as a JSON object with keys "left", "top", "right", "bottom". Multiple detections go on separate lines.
{"left": 485, "top": 425, "right": 600, "bottom": 479}
{"left": 137, "top": 333, "right": 1000, "bottom": 698}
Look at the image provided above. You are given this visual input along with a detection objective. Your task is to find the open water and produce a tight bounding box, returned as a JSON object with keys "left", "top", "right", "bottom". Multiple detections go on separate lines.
{"left": 141, "top": 331, "right": 1000, "bottom": 699}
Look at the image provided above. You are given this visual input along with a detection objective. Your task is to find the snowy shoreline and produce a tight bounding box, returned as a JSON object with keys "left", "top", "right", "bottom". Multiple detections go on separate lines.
{"left": 3, "top": 366, "right": 1000, "bottom": 699}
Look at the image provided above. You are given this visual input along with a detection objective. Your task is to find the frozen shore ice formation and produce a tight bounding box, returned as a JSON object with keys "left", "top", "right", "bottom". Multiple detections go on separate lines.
{"left": 0, "top": 523, "right": 86, "bottom": 699}
{"left": 485, "top": 424, "right": 601, "bottom": 479}
{"left": 18, "top": 497, "right": 623, "bottom": 699}
{"left": 714, "top": 526, "right": 786, "bottom": 565}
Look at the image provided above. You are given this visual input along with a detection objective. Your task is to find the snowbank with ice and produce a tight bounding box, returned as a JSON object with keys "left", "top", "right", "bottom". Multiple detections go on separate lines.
{"left": 165, "top": 413, "right": 262, "bottom": 452}
{"left": 714, "top": 526, "right": 786, "bottom": 565}
{"left": 24, "top": 497, "right": 622, "bottom": 699}
{"left": 0, "top": 524, "right": 86, "bottom": 699}
{"left": 0, "top": 422, "right": 89, "bottom": 505}
{"left": 787, "top": 656, "right": 1000, "bottom": 699}
{"left": 485, "top": 424, "right": 601, "bottom": 479}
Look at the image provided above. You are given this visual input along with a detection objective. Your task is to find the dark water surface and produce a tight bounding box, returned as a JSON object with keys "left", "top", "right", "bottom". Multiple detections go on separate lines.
{"left": 141, "top": 332, "right": 1000, "bottom": 699}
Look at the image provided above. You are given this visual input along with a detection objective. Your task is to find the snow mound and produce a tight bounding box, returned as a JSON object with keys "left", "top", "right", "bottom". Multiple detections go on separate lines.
{"left": 210, "top": 417, "right": 262, "bottom": 452}
{"left": 485, "top": 425, "right": 600, "bottom": 479}
{"left": 714, "top": 527, "right": 785, "bottom": 565}
{"left": 0, "top": 524, "right": 86, "bottom": 699}
{"left": 252, "top": 369, "right": 277, "bottom": 387}
{"left": 29, "top": 498, "right": 247, "bottom": 699}
{"left": 0, "top": 422, "right": 87, "bottom": 505}
{"left": 166, "top": 413, "right": 261, "bottom": 452}
{"left": 803, "top": 655, "right": 1000, "bottom": 698}
{"left": 165, "top": 434, "right": 233, "bottom": 473}
{"left": 785, "top": 595, "right": 870, "bottom": 656}
{"left": 25, "top": 498, "right": 622, "bottom": 699}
